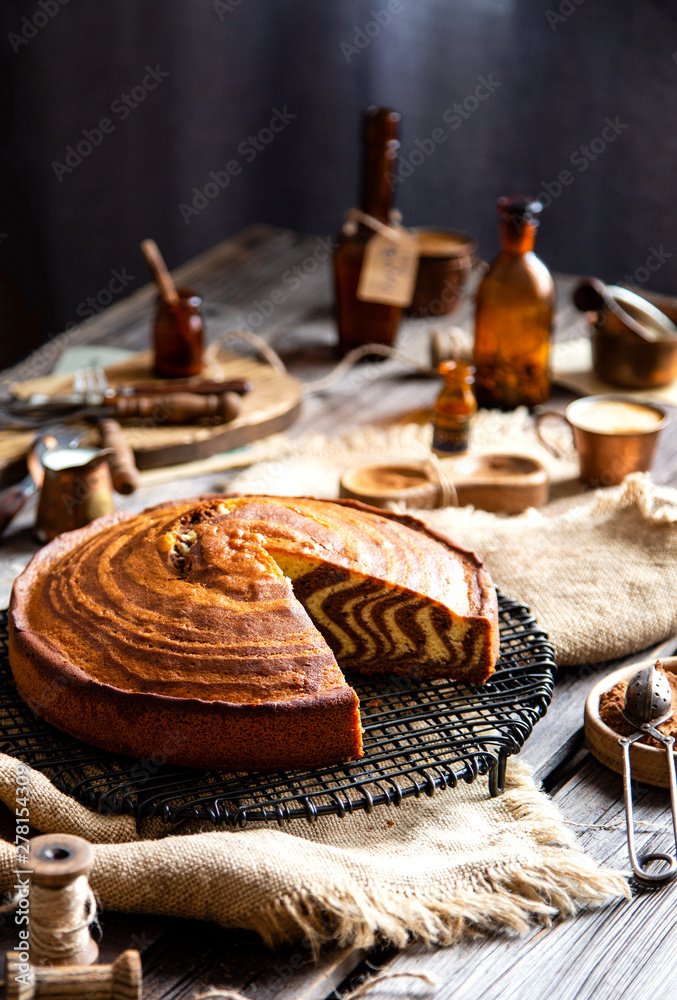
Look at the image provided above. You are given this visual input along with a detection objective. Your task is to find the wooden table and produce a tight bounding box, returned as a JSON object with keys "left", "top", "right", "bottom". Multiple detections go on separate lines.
{"left": 1, "top": 225, "right": 676, "bottom": 1000}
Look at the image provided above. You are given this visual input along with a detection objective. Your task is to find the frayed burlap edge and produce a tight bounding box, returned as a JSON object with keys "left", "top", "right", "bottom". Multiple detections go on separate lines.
{"left": 190, "top": 758, "right": 630, "bottom": 953}
{"left": 250, "top": 854, "right": 629, "bottom": 955}
{"left": 0, "top": 756, "right": 630, "bottom": 954}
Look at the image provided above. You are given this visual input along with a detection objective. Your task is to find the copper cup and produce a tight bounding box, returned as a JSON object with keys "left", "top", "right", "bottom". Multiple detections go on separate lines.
{"left": 535, "top": 395, "right": 669, "bottom": 487}
{"left": 35, "top": 447, "right": 115, "bottom": 541}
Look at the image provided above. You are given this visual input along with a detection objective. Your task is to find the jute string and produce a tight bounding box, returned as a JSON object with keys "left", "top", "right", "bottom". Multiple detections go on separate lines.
{"left": 194, "top": 972, "right": 439, "bottom": 1000}
{"left": 0, "top": 875, "right": 98, "bottom": 965}
{"left": 341, "top": 208, "right": 404, "bottom": 240}
{"left": 205, "top": 330, "right": 438, "bottom": 395}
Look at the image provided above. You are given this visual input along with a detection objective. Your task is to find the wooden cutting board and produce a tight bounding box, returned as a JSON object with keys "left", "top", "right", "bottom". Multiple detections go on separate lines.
{"left": 1, "top": 348, "right": 302, "bottom": 478}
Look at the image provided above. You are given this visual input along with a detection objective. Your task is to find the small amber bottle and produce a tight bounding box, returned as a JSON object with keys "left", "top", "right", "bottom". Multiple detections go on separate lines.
{"left": 431, "top": 360, "right": 477, "bottom": 457}
{"left": 473, "top": 196, "right": 554, "bottom": 409}
{"left": 332, "top": 107, "right": 402, "bottom": 356}
{"left": 153, "top": 288, "right": 204, "bottom": 378}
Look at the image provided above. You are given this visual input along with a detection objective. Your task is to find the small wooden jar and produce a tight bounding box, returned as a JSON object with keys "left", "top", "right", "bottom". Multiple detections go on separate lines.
{"left": 408, "top": 229, "right": 478, "bottom": 317}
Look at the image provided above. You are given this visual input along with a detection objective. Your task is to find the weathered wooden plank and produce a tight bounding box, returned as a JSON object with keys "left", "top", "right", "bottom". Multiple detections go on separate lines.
{"left": 139, "top": 920, "right": 364, "bottom": 1000}
{"left": 356, "top": 754, "right": 677, "bottom": 1000}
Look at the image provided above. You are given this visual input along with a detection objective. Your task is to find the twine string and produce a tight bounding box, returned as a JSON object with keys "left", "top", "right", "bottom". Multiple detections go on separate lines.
{"left": 343, "top": 972, "right": 440, "bottom": 1000}
{"left": 1, "top": 876, "right": 99, "bottom": 964}
{"left": 342, "top": 208, "right": 405, "bottom": 240}
{"left": 194, "top": 972, "right": 439, "bottom": 1000}
{"left": 425, "top": 452, "right": 459, "bottom": 509}
{"left": 208, "top": 329, "right": 438, "bottom": 395}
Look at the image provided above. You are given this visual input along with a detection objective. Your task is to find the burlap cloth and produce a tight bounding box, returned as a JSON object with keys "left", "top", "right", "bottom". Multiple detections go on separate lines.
{"left": 0, "top": 756, "right": 628, "bottom": 953}
{"left": 7, "top": 412, "right": 675, "bottom": 952}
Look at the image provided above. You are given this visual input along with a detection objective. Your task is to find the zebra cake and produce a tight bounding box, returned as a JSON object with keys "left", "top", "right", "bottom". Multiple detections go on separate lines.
{"left": 8, "top": 495, "right": 499, "bottom": 771}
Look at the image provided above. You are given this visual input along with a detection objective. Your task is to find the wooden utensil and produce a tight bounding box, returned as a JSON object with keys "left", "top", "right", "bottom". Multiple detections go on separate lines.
{"left": 111, "top": 390, "right": 241, "bottom": 423}
{"left": 140, "top": 238, "right": 183, "bottom": 312}
{"left": 119, "top": 377, "right": 252, "bottom": 396}
{"left": 99, "top": 419, "right": 139, "bottom": 494}
{"left": 140, "top": 238, "right": 199, "bottom": 366}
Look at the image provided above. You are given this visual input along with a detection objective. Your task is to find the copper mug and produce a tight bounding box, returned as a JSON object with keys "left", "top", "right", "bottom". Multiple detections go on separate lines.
{"left": 535, "top": 395, "right": 669, "bottom": 487}
{"left": 35, "top": 447, "right": 115, "bottom": 541}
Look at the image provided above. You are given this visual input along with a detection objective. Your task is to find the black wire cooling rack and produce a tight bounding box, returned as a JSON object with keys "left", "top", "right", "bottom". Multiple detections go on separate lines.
{"left": 0, "top": 595, "right": 555, "bottom": 827}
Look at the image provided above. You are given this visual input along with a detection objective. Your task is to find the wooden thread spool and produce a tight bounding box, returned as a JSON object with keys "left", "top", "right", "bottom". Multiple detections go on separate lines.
{"left": 4, "top": 950, "right": 142, "bottom": 1000}
{"left": 25, "top": 834, "right": 99, "bottom": 967}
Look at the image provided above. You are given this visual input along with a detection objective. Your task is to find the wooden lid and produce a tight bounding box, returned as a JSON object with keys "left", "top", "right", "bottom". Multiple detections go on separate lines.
{"left": 413, "top": 228, "right": 478, "bottom": 259}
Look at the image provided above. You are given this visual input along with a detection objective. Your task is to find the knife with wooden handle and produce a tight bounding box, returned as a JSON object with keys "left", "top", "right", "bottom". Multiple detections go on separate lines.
{"left": 116, "top": 378, "right": 253, "bottom": 397}
{"left": 3, "top": 390, "right": 243, "bottom": 427}
{"left": 112, "top": 391, "right": 242, "bottom": 423}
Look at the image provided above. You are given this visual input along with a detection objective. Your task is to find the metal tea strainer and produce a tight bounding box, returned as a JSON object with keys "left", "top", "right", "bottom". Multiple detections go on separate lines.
{"left": 620, "top": 662, "right": 677, "bottom": 885}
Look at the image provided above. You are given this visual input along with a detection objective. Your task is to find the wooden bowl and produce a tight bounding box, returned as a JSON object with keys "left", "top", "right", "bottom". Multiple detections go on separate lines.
{"left": 408, "top": 228, "right": 478, "bottom": 317}
{"left": 584, "top": 657, "right": 677, "bottom": 788}
{"left": 339, "top": 454, "right": 549, "bottom": 514}
{"left": 339, "top": 462, "right": 440, "bottom": 510}
{"left": 443, "top": 453, "right": 549, "bottom": 514}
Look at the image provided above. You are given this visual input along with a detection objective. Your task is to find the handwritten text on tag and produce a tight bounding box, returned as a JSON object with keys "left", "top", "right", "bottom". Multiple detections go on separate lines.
{"left": 356, "top": 229, "right": 419, "bottom": 307}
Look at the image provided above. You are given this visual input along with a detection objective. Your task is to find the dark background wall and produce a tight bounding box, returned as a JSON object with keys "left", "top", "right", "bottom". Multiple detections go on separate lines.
{"left": 1, "top": 0, "right": 676, "bottom": 365}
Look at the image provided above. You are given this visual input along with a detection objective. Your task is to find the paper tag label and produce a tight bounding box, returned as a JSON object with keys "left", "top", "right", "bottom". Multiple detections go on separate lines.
{"left": 356, "top": 228, "right": 419, "bottom": 307}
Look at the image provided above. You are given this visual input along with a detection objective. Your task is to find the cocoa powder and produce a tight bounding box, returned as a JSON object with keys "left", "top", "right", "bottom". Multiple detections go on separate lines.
{"left": 599, "top": 668, "right": 677, "bottom": 748}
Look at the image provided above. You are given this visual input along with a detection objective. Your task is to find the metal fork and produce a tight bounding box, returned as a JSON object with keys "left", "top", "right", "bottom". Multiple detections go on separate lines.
{"left": 72, "top": 365, "right": 113, "bottom": 403}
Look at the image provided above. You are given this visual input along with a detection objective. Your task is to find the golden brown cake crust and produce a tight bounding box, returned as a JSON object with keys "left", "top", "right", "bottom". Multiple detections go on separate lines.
{"left": 8, "top": 495, "right": 499, "bottom": 771}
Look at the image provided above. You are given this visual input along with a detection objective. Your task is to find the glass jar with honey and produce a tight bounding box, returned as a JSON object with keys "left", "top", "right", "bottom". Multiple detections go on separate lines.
{"left": 153, "top": 288, "right": 204, "bottom": 378}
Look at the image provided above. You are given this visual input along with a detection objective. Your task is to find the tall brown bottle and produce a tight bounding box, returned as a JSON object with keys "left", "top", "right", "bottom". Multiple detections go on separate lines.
{"left": 473, "top": 196, "right": 554, "bottom": 409}
{"left": 332, "top": 107, "right": 402, "bottom": 356}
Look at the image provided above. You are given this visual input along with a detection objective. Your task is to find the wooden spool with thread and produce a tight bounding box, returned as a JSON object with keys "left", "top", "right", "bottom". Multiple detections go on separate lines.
{"left": 3, "top": 950, "right": 142, "bottom": 1000}
{"left": 25, "top": 834, "right": 99, "bottom": 967}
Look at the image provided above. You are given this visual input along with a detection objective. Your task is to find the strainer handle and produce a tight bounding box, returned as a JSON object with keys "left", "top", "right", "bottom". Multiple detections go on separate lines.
{"left": 620, "top": 732, "right": 677, "bottom": 886}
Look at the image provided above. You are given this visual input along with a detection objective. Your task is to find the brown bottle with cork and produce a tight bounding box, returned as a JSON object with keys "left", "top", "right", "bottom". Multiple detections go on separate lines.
{"left": 332, "top": 106, "right": 403, "bottom": 356}
{"left": 473, "top": 195, "right": 554, "bottom": 409}
{"left": 431, "top": 360, "right": 477, "bottom": 457}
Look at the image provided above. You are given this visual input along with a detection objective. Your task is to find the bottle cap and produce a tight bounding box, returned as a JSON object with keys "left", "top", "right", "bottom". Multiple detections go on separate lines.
{"left": 438, "top": 359, "right": 475, "bottom": 381}
{"left": 497, "top": 195, "right": 542, "bottom": 224}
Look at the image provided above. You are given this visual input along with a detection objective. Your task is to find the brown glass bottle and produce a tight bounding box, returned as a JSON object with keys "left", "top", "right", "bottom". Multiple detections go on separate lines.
{"left": 332, "top": 107, "right": 402, "bottom": 356}
{"left": 473, "top": 196, "right": 554, "bottom": 409}
{"left": 431, "top": 360, "right": 477, "bottom": 456}
{"left": 153, "top": 288, "right": 204, "bottom": 378}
